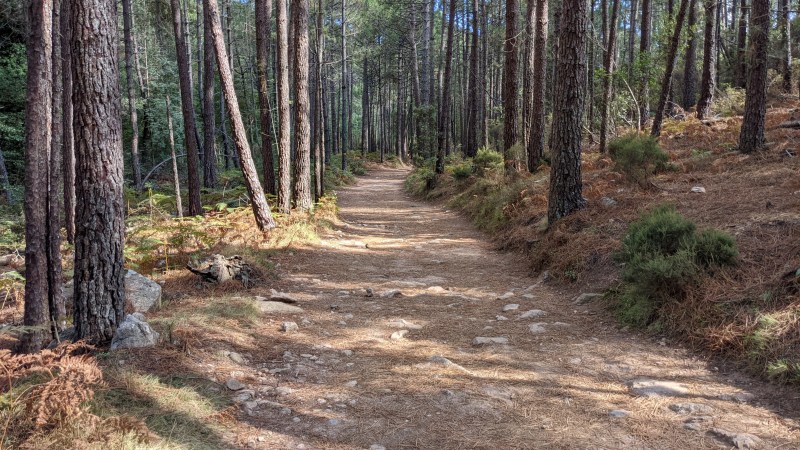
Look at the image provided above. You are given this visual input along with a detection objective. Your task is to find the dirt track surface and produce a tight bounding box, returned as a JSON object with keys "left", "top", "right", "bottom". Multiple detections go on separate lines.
{"left": 240, "top": 168, "right": 799, "bottom": 449}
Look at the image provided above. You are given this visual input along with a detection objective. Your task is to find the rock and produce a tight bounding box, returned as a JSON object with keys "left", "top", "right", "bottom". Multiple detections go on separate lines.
{"left": 380, "top": 289, "right": 403, "bottom": 298}
{"left": 502, "top": 304, "right": 520, "bottom": 312}
{"left": 629, "top": 379, "right": 689, "bottom": 397}
{"left": 226, "top": 378, "right": 245, "bottom": 391}
{"left": 691, "top": 186, "right": 707, "bottom": 194}
{"left": 669, "top": 403, "right": 713, "bottom": 415}
{"left": 428, "top": 355, "right": 472, "bottom": 374}
{"left": 110, "top": 313, "right": 159, "bottom": 350}
{"left": 573, "top": 293, "right": 603, "bottom": 305}
{"left": 427, "top": 286, "right": 448, "bottom": 294}
{"left": 344, "top": 380, "right": 358, "bottom": 388}
{"left": 472, "top": 337, "right": 508, "bottom": 346}
{"left": 270, "top": 289, "right": 300, "bottom": 303}
{"left": 519, "top": 309, "right": 546, "bottom": 319}
{"left": 495, "top": 315, "right": 509, "bottom": 321}
{"left": 498, "top": 292, "right": 515, "bottom": 300}
{"left": 522, "top": 294, "right": 535, "bottom": 299}
{"left": 187, "top": 254, "right": 252, "bottom": 285}
{"left": 601, "top": 197, "right": 618, "bottom": 206}
{"left": 369, "top": 445, "right": 387, "bottom": 450}
{"left": 281, "top": 321, "right": 299, "bottom": 332}
{"left": 124, "top": 270, "right": 162, "bottom": 313}
{"left": 609, "top": 409, "right": 630, "bottom": 418}
{"left": 328, "top": 418, "right": 342, "bottom": 426}
{"left": 390, "top": 330, "right": 409, "bottom": 341}
{"left": 235, "top": 390, "right": 255, "bottom": 402}
{"left": 528, "top": 323, "right": 547, "bottom": 334}
{"left": 709, "top": 428, "right": 762, "bottom": 449}
{"left": 364, "top": 288, "right": 374, "bottom": 298}
{"left": 228, "top": 351, "right": 246, "bottom": 364}
{"left": 258, "top": 301, "right": 304, "bottom": 314}
{"left": 387, "top": 319, "right": 422, "bottom": 329}
{"left": 718, "top": 392, "right": 755, "bottom": 403}
{"left": 276, "top": 386, "right": 295, "bottom": 397}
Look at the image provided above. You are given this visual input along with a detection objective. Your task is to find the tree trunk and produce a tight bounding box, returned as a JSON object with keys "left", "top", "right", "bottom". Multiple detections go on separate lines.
{"left": 779, "top": 0, "right": 791, "bottom": 93}
{"left": 696, "top": 0, "right": 718, "bottom": 120}
{"left": 638, "top": 0, "right": 651, "bottom": 129}
{"left": 627, "top": 0, "right": 638, "bottom": 81}
{"left": 166, "top": 97, "right": 184, "bottom": 217}
{"left": 734, "top": 0, "right": 748, "bottom": 88}
{"left": 529, "top": 0, "right": 548, "bottom": 169}
{"left": 71, "top": 0, "right": 127, "bottom": 342}
{"left": 20, "top": 0, "right": 54, "bottom": 353}
{"left": 61, "top": 0, "right": 75, "bottom": 245}
{"left": 738, "top": 0, "right": 769, "bottom": 153}
{"left": 292, "top": 0, "right": 313, "bottom": 211}
{"left": 202, "top": 0, "right": 219, "bottom": 188}
{"left": 501, "top": 0, "right": 520, "bottom": 171}
{"left": 599, "top": 0, "right": 620, "bottom": 153}
{"left": 49, "top": 0, "right": 65, "bottom": 335}
{"left": 170, "top": 0, "right": 203, "bottom": 215}
{"left": 315, "top": 0, "right": 325, "bottom": 199}
{"left": 122, "top": 0, "right": 143, "bottom": 189}
{"left": 682, "top": 0, "right": 697, "bottom": 109}
{"left": 435, "top": 0, "right": 458, "bottom": 174}
{"left": 276, "top": 0, "right": 292, "bottom": 213}
{"left": 522, "top": 0, "right": 535, "bottom": 156}
{"left": 256, "top": 0, "right": 276, "bottom": 195}
{"left": 341, "top": 0, "right": 348, "bottom": 171}
{"left": 206, "top": 0, "right": 278, "bottom": 230}
{"left": 361, "top": 59, "right": 370, "bottom": 154}
{"left": 650, "top": 0, "right": 690, "bottom": 137}
{"left": 465, "top": 0, "right": 481, "bottom": 158}
{"left": 548, "top": 0, "right": 588, "bottom": 224}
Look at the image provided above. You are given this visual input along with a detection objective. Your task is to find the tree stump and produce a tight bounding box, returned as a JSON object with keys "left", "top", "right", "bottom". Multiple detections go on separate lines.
{"left": 187, "top": 255, "right": 253, "bottom": 286}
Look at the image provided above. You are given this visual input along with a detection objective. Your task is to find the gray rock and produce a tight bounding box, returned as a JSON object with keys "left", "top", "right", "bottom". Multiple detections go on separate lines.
{"left": 629, "top": 379, "right": 689, "bottom": 397}
{"left": 528, "top": 323, "right": 547, "bottom": 334}
{"left": 390, "top": 330, "right": 409, "bottom": 341}
{"left": 718, "top": 392, "right": 755, "bottom": 403}
{"left": 344, "top": 380, "right": 358, "bottom": 388}
{"left": 573, "top": 292, "right": 603, "bottom": 305}
{"left": 387, "top": 319, "right": 422, "bottom": 329}
{"left": 427, "top": 286, "right": 448, "bottom": 294}
{"left": 328, "top": 418, "right": 342, "bottom": 426}
{"left": 601, "top": 197, "right": 618, "bottom": 206}
{"left": 125, "top": 269, "right": 162, "bottom": 313}
{"left": 258, "top": 301, "right": 304, "bottom": 314}
{"left": 226, "top": 378, "right": 245, "bottom": 391}
{"left": 609, "top": 409, "right": 630, "bottom": 418}
{"left": 691, "top": 186, "right": 707, "bottom": 194}
{"left": 276, "top": 386, "right": 295, "bottom": 397}
{"left": 495, "top": 315, "right": 509, "bottom": 321}
{"left": 669, "top": 402, "right": 713, "bottom": 415}
{"left": 235, "top": 390, "right": 255, "bottom": 402}
{"left": 709, "top": 428, "right": 762, "bottom": 449}
{"left": 281, "top": 321, "right": 299, "bottom": 332}
{"left": 110, "top": 313, "right": 159, "bottom": 350}
{"left": 472, "top": 337, "right": 508, "bottom": 346}
{"left": 428, "top": 355, "right": 472, "bottom": 374}
{"left": 502, "top": 304, "right": 520, "bottom": 312}
{"left": 228, "top": 351, "right": 246, "bottom": 364}
{"left": 498, "top": 292, "right": 515, "bottom": 300}
{"left": 519, "top": 309, "right": 546, "bottom": 319}
{"left": 380, "top": 289, "right": 403, "bottom": 298}
{"left": 269, "top": 289, "right": 300, "bottom": 303}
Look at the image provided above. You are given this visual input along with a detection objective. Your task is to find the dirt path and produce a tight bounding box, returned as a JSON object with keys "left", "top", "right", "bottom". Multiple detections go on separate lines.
{"left": 240, "top": 168, "right": 799, "bottom": 449}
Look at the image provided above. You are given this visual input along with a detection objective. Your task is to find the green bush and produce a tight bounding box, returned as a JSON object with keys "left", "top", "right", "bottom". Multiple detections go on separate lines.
{"left": 473, "top": 148, "right": 503, "bottom": 177}
{"left": 404, "top": 162, "right": 437, "bottom": 197}
{"left": 608, "top": 133, "right": 669, "bottom": 186}
{"left": 447, "top": 159, "right": 474, "bottom": 181}
{"left": 615, "top": 204, "right": 738, "bottom": 326}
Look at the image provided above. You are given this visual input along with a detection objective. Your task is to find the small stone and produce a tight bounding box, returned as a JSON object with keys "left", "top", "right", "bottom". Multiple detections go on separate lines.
{"left": 573, "top": 293, "right": 603, "bottom": 305}
{"left": 235, "top": 390, "right": 255, "bottom": 402}
{"left": 341, "top": 350, "right": 354, "bottom": 357}
{"left": 344, "top": 380, "right": 358, "bottom": 388}
{"left": 227, "top": 351, "right": 246, "bottom": 364}
{"left": 529, "top": 323, "right": 547, "bottom": 334}
{"left": 498, "top": 292, "right": 515, "bottom": 300}
{"left": 427, "top": 286, "right": 448, "bottom": 294}
{"left": 609, "top": 409, "right": 630, "bottom": 418}
{"left": 669, "top": 403, "right": 713, "bottom": 415}
{"left": 390, "top": 330, "right": 409, "bottom": 341}
{"left": 328, "top": 418, "right": 342, "bottom": 426}
{"left": 691, "top": 186, "right": 707, "bottom": 194}
{"left": 502, "top": 304, "right": 520, "bottom": 312}
{"left": 338, "top": 290, "right": 350, "bottom": 296}
{"left": 495, "top": 315, "right": 509, "bottom": 321}
{"left": 343, "top": 313, "right": 354, "bottom": 320}
{"left": 519, "top": 309, "right": 547, "bottom": 319}
{"left": 388, "top": 319, "right": 422, "bottom": 329}
{"left": 280, "top": 407, "right": 292, "bottom": 415}
{"left": 601, "top": 197, "right": 618, "bottom": 206}
{"left": 364, "top": 288, "right": 374, "bottom": 297}
{"left": 276, "top": 386, "right": 295, "bottom": 397}
{"left": 472, "top": 337, "right": 508, "bottom": 346}
{"left": 709, "top": 428, "right": 762, "bottom": 449}
{"left": 270, "top": 290, "right": 300, "bottom": 303}
{"left": 522, "top": 294, "right": 535, "bottom": 299}
{"left": 292, "top": 417, "right": 301, "bottom": 423}
{"left": 258, "top": 301, "right": 304, "bottom": 314}
{"left": 380, "top": 289, "right": 403, "bottom": 298}
{"left": 281, "top": 321, "right": 299, "bottom": 332}
{"left": 629, "top": 379, "right": 689, "bottom": 397}
{"left": 226, "top": 378, "right": 245, "bottom": 391}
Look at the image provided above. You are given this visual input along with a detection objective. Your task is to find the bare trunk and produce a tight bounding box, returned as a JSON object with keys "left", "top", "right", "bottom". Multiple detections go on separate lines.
{"left": 599, "top": 0, "right": 620, "bottom": 154}
{"left": 638, "top": 0, "right": 651, "bottom": 129}
{"left": 696, "top": 0, "right": 718, "bottom": 119}
{"left": 315, "top": 0, "right": 325, "bottom": 199}
{"left": 202, "top": 0, "right": 219, "bottom": 187}
{"left": 738, "top": 0, "right": 768, "bottom": 153}
{"left": 292, "top": 0, "right": 313, "bottom": 211}
{"left": 529, "top": 0, "right": 548, "bottom": 169}
{"left": 122, "top": 0, "right": 143, "bottom": 189}
{"left": 166, "top": 97, "right": 184, "bottom": 217}
{"left": 276, "top": 0, "right": 292, "bottom": 212}
{"left": 435, "top": 0, "right": 458, "bottom": 174}
{"left": 682, "top": 0, "right": 697, "bottom": 109}
{"left": 61, "top": 0, "right": 75, "bottom": 244}
{"left": 502, "top": 0, "right": 520, "bottom": 171}
{"left": 734, "top": 1, "right": 748, "bottom": 88}
{"left": 650, "top": 0, "right": 690, "bottom": 137}
{"left": 256, "top": 0, "right": 276, "bottom": 195}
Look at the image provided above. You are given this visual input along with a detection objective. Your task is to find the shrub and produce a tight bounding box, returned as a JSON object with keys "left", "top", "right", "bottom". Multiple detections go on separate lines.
{"left": 473, "top": 147, "right": 503, "bottom": 177}
{"left": 615, "top": 204, "right": 737, "bottom": 327}
{"left": 404, "top": 163, "right": 437, "bottom": 197}
{"left": 608, "top": 133, "right": 669, "bottom": 186}
{"left": 447, "top": 159, "right": 474, "bottom": 181}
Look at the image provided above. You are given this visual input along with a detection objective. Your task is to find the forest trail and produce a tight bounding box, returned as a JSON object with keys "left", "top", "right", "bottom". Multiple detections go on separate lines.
{"left": 240, "top": 168, "right": 799, "bottom": 449}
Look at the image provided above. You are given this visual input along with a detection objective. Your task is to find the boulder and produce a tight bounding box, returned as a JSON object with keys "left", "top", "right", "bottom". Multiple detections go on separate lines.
{"left": 125, "top": 270, "right": 162, "bottom": 313}
{"left": 709, "top": 428, "right": 761, "bottom": 449}
{"left": 110, "top": 313, "right": 159, "bottom": 350}
{"left": 573, "top": 292, "right": 603, "bottom": 305}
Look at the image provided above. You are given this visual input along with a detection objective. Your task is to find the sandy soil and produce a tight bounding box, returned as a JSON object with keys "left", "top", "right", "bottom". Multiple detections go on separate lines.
{"left": 224, "top": 168, "right": 799, "bottom": 449}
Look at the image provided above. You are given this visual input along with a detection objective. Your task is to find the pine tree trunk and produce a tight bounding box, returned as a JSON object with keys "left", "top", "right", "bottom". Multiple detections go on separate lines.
{"left": 435, "top": 0, "right": 458, "bottom": 174}
{"left": 292, "top": 0, "right": 313, "bottom": 211}
{"left": 256, "top": 0, "right": 276, "bottom": 195}
{"left": 341, "top": 0, "right": 348, "bottom": 171}
{"left": 627, "top": 0, "right": 638, "bottom": 81}
{"left": 650, "top": 0, "right": 690, "bottom": 137}
{"left": 61, "top": 0, "right": 75, "bottom": 245}
{"left": 202, "top": 0, "right": 219, "bottom": 188}
{"left": 170, "top": 0, "right": 203, "bottom": 215}
{"left": 315, "top": 0, "right": 325, "bottom": 199}
{"left": 71, "top": 0, "right": 127, "bottom": 342}
{"left": 205, "top": 0, "right": 277, "bottom": 230}
{"left": 166, "top": 97, "right": 184, "bottom": 217}
{"left": 638, "top": 0, "right": 651, "bottom": 129}
{"left": 738, "top": 0, "right": 769, "bottom": 153}
{"left": 522, "top": 0, "right": 535, "bottom": 155}
{"left": 696, "top": 0, "right": 718, "bottom": 120}
{"left": 49, "top": 0, "right": 65, "bottom": 334}
{"left": 547, "top": 0, "right": 587, "bottom": 224}
{"left": 682, "top": 0, "right": 697, "bottom": 109}
{"left": 599, "top": 0, "right": 620, "bottom": 154}
{"left": 779, "top": 0, "right": 792, "bottom": 93}
{"left": 466, "top": 0, "right": 481, "bottom": 158}
{"left": 20, "top": 0, "right": 54, "bottom": 353}
{"left": 122, "top": 0, "right": 143, "bottom": 189}
{"left": 502, "top": 0, "right": 520, "bottom": 172}
{"left": 734, "top": 1, "right": 748, "bottom": 88}
{"left": 361, "top": 59, "right": 369, "bottom": 154}
{"left": 529, "top": 0, "right": 548, "bottom": 169}
{"left": 276, "top": 0, "right": 292, "bottom": 212}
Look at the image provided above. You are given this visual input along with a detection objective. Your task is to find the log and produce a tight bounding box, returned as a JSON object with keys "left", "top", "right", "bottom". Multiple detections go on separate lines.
{"left": 187, "top": 254, "right": 253, "bottom": 286}
{"left": 777, "top": 120, "right": 800, "bottom": 129}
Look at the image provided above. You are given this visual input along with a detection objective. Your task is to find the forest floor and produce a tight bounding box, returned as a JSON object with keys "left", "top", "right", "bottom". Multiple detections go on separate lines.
{"left": 104, "top": 167, "right": 800, "bottom": 449}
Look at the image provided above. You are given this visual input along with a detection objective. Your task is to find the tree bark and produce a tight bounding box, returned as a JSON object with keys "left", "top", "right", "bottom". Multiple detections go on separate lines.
{"left": 170, "top": 0, "right": 203, "bottom": 215}
{"left": 529, "top": 0, "right": 548, "bottom": 169}
{"left": 650, "top": 0, "right": 690, "bottom": 137}
{"left": 465, "top": 0, "right": 481, "bottom": 158}
{"left": 61, "top": 0, "right": 75, "bottom": 245}
{"left": 315, "top": 0, "right": 325, "bottom": 199}
{"left": 696, "top": 0, "right": 718, "bottom": 120}
{"left": 71, "top": 0, "right": 127, "bottom": 342}
{"left": 20, "top": 0, "right": 54, "bottom": 353}
{"left": 166, "top": 97, "right": 184, "bottom": 217}
{"left": 122, "top": 0, "right": 143, "bottom": 189}
{"left": 638, "top": 0, "right": 651, "bottom": 129}
{"left": 599, "top": 0, "right": 620, "bottom": 153}
{"left": 48, "top": 0, "right": 65, "bottom": 335}
{"left": 435, "top": 0, "right": 458, "bottom": 175}
{"left": 292, "top": 0, "right": 313, "bottom": 211}
{"left": 502, "top": 0, "right": 520, "bottom": 171}
{"left": 734, "top": 0, "right": 748, "bottom": 88}
{"left": 340, "top": 0, "right": 348, "bottom": 171}
{"left": 682, "top": 0, "right": 697, "bottom": 109}
{"left": 779, "top": 0, "right": 791, "bottom": 93}
{"left": 202, "top": 0, "right": 219, "bottom": 188}
{"left": 206, "top": 0, "right": 278, "bottom": 230}
{"left": 522, "top": 0, "right": 535, "bottom": 155}
{"left": 738, "top": 0, "right": 769, "bottom": 153}
{"left": 548, "top": 0, "right": 587, "bottom": 224}
{"left": 256, "top": 0, "right": 276, "bottom": 195}
{"left": 276, "top": 0, "right": 292, "bottom": 212}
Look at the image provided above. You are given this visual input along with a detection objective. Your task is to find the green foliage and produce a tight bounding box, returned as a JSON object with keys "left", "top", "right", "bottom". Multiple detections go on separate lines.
{"left": 472, "top": 148, "right": 503, "bottom": 177}
{"left": 448, "top": 160, "right": 474, "bottom": 181}
{"left": 608, "top": 133, "right": 669, "bottom": 185}
{"left": 0, "top": 204, "right": 24, "bottom": 251}
{"left": 404, "top": 160, "right": 437, "bottom": 197}
{"left": 614, "top": 204, "right": 738, "bottom": 327}
{"left": 413, "top": 106, "right": 437, "bottom": 162}
{"left": 0, "top": 43, "right": 26, "bottom": 182}
{"left": 714, "top": 86, "right": 746, "bottom": 116}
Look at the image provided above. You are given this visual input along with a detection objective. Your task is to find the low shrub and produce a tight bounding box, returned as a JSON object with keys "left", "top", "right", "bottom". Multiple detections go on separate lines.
{"left": 608, "top": 133, "right": 669, "bottom": 186}
{"left": 614, "top": 204, "right": 738, "bottom": 327}
{"left": 473, "top": 147, "right": 503, "bottom": 177}
{"left": 404, "top": 162, "right": 437, "bottom": 197}
{"left": 447, "top": 159, "right": 475, "bottom": 181}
